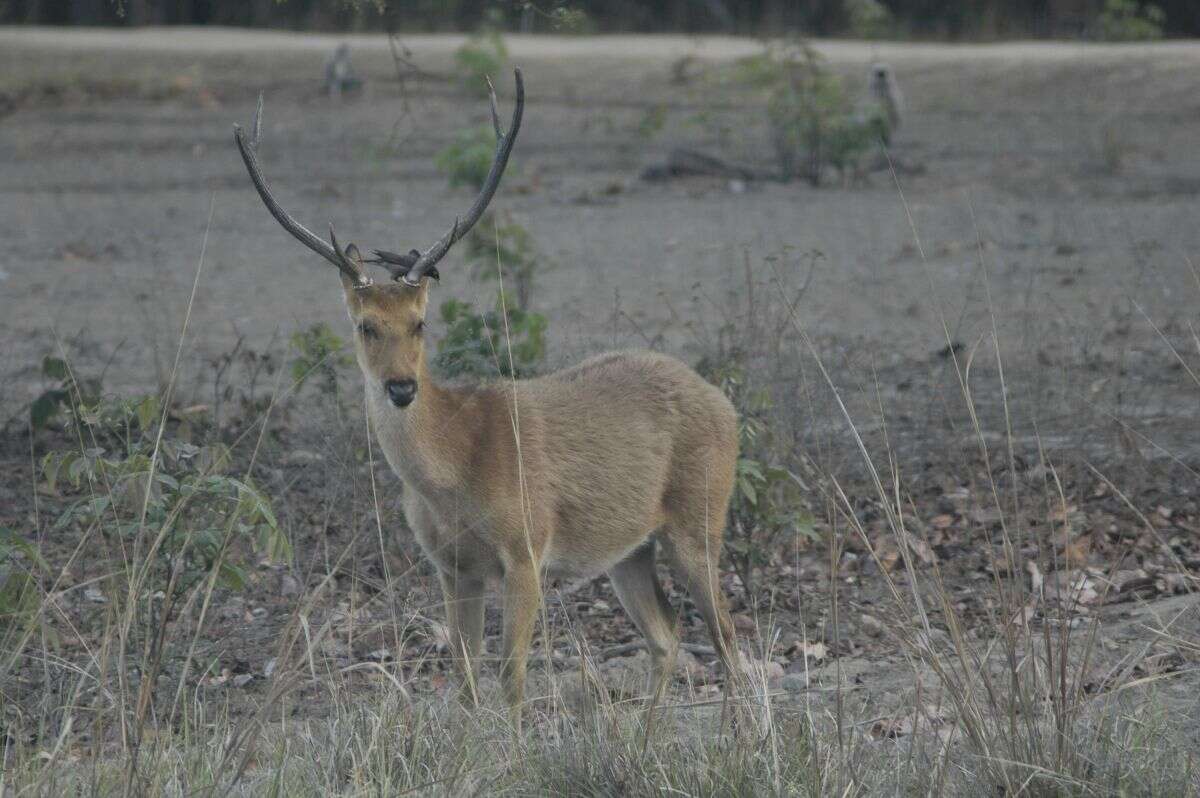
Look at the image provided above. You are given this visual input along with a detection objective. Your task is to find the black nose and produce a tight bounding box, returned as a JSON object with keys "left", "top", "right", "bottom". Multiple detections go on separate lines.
{"left": 385, "top": 378, "right": 418, "bottom": 408}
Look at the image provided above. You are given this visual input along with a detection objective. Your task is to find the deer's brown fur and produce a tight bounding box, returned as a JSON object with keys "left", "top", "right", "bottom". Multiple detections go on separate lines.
{"left": 345, "top": 279, "right": 743, "bottom": 721}
{"left": 235, "top": 72, "right": 742, "bottom": 726}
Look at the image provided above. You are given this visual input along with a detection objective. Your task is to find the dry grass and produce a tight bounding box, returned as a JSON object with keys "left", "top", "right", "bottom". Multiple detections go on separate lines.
{"left": 3, "top": 88, "right": 1199, "bottom": 797}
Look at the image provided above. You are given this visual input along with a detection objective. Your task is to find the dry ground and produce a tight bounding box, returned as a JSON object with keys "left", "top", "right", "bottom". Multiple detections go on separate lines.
{"left": 1, "top": 29, "right": 1199, "bottom": 794}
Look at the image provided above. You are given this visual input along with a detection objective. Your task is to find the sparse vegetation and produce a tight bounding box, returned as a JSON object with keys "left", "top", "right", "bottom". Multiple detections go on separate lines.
{"left": 845, "top": 0, "right": 894, "bottom": 39}
{"left": 289, "top": 322, "right": 352, "bottom": 399}
{"left": 736, "top": 41, "right": 890, "bottom": 185}
{"left": 436, "top": 124, "right": 504, "bottom": 191}
{"left": 29, "top": 354, "right": 101, "bottom": 432}
{"left": 714, "top": 364, "right": 815, "bottom": 601}
{"left": 1096, "top": 0, "right": 1166, "bottom": 41}
{"left": 435, "top": 295, "right": 547, "bottom": 378}
{"left": 453, "top": 16, "right": 508, "bottom": 95}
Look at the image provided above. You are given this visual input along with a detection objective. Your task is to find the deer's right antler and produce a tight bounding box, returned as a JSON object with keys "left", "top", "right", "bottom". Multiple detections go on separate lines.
{"left": 234, "top": 94, "right": 372, "bottom": 289}
{"left": 368, "top": 68, "right": 524, "bottom": 286}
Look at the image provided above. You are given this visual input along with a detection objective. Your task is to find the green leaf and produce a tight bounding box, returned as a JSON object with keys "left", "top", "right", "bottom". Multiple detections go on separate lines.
{"left": 135, "top": 394, "right": 161, "bottom": 432}
{"left": 30, "top": 392, "right": 64, "bottom": 430}
{"left": 218, "top": 561, "right": 247, "bottom": 591}
{"left": 41, "top": 356, "right": 68, "bottom": 381}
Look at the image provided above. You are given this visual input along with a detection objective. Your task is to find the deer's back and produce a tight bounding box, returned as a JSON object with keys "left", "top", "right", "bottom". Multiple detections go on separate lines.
{"left": 521, "top": 350, "right": 737, "bottom": 576}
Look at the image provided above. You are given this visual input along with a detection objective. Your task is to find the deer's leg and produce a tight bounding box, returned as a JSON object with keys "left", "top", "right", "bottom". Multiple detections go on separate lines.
{"left": 661, "top": 524, "right": 743, "bottom": 696}
{"left": 608, "top": 541, "right": 679, "bottom": 702}
{"left": 499, "top": 560, "right": 541, "bottom": 728}
{"left": 437, "top": 568, "right": 486, "bottom": 707}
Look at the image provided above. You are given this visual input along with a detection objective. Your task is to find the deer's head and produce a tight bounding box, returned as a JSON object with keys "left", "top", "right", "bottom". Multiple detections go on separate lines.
{"left": 233, "top": 71, "right": 524, "bottom": 409}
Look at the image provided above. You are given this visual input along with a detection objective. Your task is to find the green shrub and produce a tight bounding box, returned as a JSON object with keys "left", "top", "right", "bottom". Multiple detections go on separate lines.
{"left": 42, "top": 393, "right": 288, "bottom": 594}
{"left": 1097, "top": 0, "right": 1165, "bottom": 41}
{"left": 699, "top": 360, "right": 815, "bottom": 599}
{"left": 0, "top": 527, "right": 50, "bottom": 648}
{"left": 435, "top": 296, "right": 547, "bottom": 380}
{"left": 738, "top": 41, "right": 886, "bottom": 185}
{"left": 435, "top": 125, "right": 500, "bottom": 191}
{"left": 845, "top": 0, "right": 894, "bottom": 38}
{"left": 29, "top": 354, "right": 101, "bottom": 431}
{"left": 454, "top": 28, "right": 508, "bottom": 95}
{"left": 463, "top": 212, "right": 544, "bottom": 311}
{"left": 290, "top": 322, "right": 351, "bottom": 398}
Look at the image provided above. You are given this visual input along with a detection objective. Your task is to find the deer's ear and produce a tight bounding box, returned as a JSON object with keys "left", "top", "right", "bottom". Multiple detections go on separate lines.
{"left": 340, "top": 244, "right": 367, "bottom": 292}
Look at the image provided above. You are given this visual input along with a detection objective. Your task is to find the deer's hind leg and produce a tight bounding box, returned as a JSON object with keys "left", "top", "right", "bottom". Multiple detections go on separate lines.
{"left": 608, "top": 541, "right": 679, "bottom": 701}
{"left": 659, "top": 477, "right": 743, "bottom": 694}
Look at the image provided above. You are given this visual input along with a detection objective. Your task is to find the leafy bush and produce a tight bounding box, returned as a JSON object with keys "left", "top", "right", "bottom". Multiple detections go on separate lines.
{"left": 845, "top": 0, "right": 894, "bottom": 38}
{"left": 462, "top": 212, "right": 545, "bottom": 312}
{"left": 29, "top": 354, "right": 100, "bottom": 431}
{"left": 290, "top": 322, "right": 351, "bottom": 398}
{"left": 435, "top": 296, "right": 547, "bottom": 379}
{"left": 41, "top": 393, "right": 288, "bottom": 594}
{"left": 1097, "top": 0, "right": 1165, "bottom": 41}
{"left": 435, "top": 124, "right": 500, "bottom": 191}
{"left": 699, "top": 361, "right": 815, "bottom": 599}
{"left": 454, "top": 28, "right": 508, "bottom": 95}
{"left": 738, "top": 41, "right": 888, "bottom": 185}
{"left": 0, "top": 527, "right": 50, "bottom": 648}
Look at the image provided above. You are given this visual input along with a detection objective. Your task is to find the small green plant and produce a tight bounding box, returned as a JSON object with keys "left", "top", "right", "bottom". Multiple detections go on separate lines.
{"left": 290, "top": 322, "right": 351, "bottom": 398}
{"left": 699, "top": 361, "right": 815, "bottom": 600}
{"left": 737, "top": 41, "right": 884, "bottom": 185}
{"left": 0, "top": 527, "right": 50, "bottom": 648}
{"left": 845, "top": 0, "right": 893, "bottom": 38}
{"left": 454, "top": 26, "right": 508, "bottom": 95}
{"left": 1097, "top": 0, "right": 1165, "bottom": 41}
{"left": 636, "top": 104, "right": 667, "bottom": 141}
{"left": 463, "top": 212, "right": 544, "bottom": 311}
{"left": 42, "top": 393, "right": 288, "bottom": 594}
{"left": 29, "top": 354, "right": 100, "bottom": 431}
{"left": 435, "top": 296, "right": 547, "bottom": 379}
{"left": 435, "top": 125, "right": 500, "bottom": 191}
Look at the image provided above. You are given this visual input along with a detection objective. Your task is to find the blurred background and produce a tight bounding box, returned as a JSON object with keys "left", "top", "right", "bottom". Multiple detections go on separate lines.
{"left": 4, "top": 0, "right": 1200, "bottom": 38}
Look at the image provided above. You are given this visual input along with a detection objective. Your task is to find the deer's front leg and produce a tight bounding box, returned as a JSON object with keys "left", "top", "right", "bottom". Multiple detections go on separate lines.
{"left": 499, "top": 561, "right": 541, "bottom": 729}
{"left": 437, "top": 568, "right": 485, "bottom": 707}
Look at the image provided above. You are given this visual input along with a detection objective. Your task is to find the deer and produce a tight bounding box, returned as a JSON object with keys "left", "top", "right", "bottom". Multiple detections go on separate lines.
{"left": 234, "top": 70, "right": 743, "bottom": 727}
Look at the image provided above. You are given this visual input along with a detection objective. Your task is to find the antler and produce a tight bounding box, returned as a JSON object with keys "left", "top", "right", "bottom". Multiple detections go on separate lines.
{"left": 233, "top": 94, "right": 372, "bottom": 289}
{"left": 235, "top": 70, "right": 523, "bottom": 290}
{"left": 369, "top": 68, "right": 525, "bottom": 287}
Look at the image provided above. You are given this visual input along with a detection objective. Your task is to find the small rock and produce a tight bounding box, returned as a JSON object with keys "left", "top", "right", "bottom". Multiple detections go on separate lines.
{"left": 232, "top": 674, "right": 253, "bottom": 688}
{"left": 732, "top": 614, "right": 757, "bottom": 634}
{"left": 83, "top": 587, "right": 107, "bottom": 604}
{"left": 364, "top": 648, "right": 393, "bottom": 663}
{"left": 781, "top": 673, "right": 808, "bottom": 693}
{"left": 860, "top": 614, "right": 885, "bottom": 637}
{"left": 281, "top": 450, "right": 324, "bottom": 467}
{"left": 740, "top": 657, "right": 785, "bottom": 686}
{"left": 728, "top": 178, "right": 746, "bottom": 194}
{"left": 264, "top": 658, "right": 277, "bottom": 678}
{"left": 279, "top": 574, "right": 302, "bottom": 597}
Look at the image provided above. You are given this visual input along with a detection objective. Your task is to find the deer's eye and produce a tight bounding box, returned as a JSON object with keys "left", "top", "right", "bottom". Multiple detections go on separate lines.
{"left": 412, "top": 320, "right": 425, "bottom": 337}
{"left": 358, "top": 322, "right": 379, "bottom": 341}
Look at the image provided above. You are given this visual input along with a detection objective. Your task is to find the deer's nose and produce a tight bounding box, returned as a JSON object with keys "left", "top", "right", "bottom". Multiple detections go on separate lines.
{"left": 385, "top": 378, "right": 418, "bottom": 408}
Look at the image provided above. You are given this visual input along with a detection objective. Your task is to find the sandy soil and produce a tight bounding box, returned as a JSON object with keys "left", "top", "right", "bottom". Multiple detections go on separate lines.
{"left": 2, "top": 33, "right": 1199, "bottom": 424}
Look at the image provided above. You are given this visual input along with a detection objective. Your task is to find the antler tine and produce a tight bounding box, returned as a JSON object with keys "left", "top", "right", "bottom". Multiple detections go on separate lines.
{"left": 251, "top": 92, "right": 263, "bottom": 148}
{"left": 486, "top": 76, "right": 503, "bottom": 138}
{"left": 233, "top": 98, "right": 371, "bottom": 289}
{"left": 399, "top": 68, "right": 525, "bottom": 287}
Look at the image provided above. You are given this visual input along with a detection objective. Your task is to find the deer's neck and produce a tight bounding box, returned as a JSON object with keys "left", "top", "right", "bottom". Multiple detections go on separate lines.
{"left": 368, "top": 368, "right": 477, "bottom": 494}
